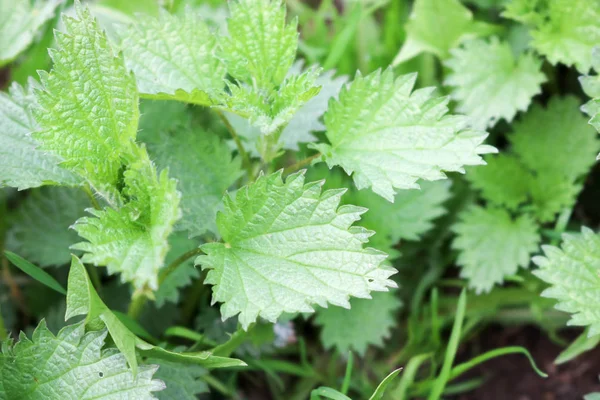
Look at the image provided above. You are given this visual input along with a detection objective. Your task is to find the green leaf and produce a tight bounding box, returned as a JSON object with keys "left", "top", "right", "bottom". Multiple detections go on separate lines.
{"left": 119, "top": 10, "right": 226, "bottom": 106}
{"left": 555, "top": 327, "right": 600, "bottom": 364}
{"left": 529, "top": 172, "right": 581, "bottom": 223}
{"left": 580, "top": 47, "right": 600, "bottom": 134}
{"left": 0, "top": 81, "right": 78, "bottom": 190}
{"left": 0, "top": 320, "right": 165, "bottom": 399}
{"left": 4, "top": 251, "right": 67, "bottom": 295}
{"left": 452, "top": 206, "right": 540, "bottom": 293}
{"left": 312, "top": 69, "right": 496, "bottom": 202}
{"left": 444, "top": 37, "right": 545, "bottom": 129}
{"left": 466, "top": 154, "right": 531, "bottom": 210}
{"left": 508, "top": 96, "right": 599, "bottom": 181}
{"left": 503, "top": 0, "right": 600, "bottom": 72}
{"left": 0, "top": 0, "right": 62, "bottom": 67}
{"left": 392, "top": 0, "right": 496, "bottom": 64}
{"left": 533, "top": 228, "right": 600, "bottom": 336}
{"left": 369, "top": 368, "right": 402, "bottom": 400}
{"left": 72, "top": 148, "right": 181, "bottom": 291}
{"left": 315, "top": 291, "right": 402, "bottom": 355}
{"left": 33, "top": 5, "right": 139, "bottom": 200}
{"left": 148, "top": 357, "right": 208, "bottom": 400}
{"left": 347, "top": 181, "right": 452, "bottom": 254}
{"left": 221, "top": 0, "right": 298, "bottom": 89}
{"left": 6, "top": 187, "right": 89, "bottom": 267}
{"left": 196, "top": 171, "right": 397, "bottom": 330}
{"left": 142, "top": 128, "right": 242, "bottom": 238}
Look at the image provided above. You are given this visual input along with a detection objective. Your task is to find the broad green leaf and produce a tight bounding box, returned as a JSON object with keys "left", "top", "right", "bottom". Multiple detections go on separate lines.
{"left": 347, "top": 181, "right": 452, "bottom": 254}
{"left": 196, "top": 171, "right": 397, "bottom": 330}
{"left": 155, "top": 233, "right": 201, "bottom": 307}
{"left": 315, "top": 291, "right": 401, "bottom": 355}
{"left": 533, "top": 228, "right": 600, "bottom": 336}
{"left": 4, "top": 251, "right": 67, "bottom": 295}
{"left": 149, "top": 357, "right": 208, "bottom": 400}
{"left": 444, "top": 37, "right": 545, "bottom": 129}
{"left": 119, "top": 10, "right": 226, "bottom": 106}
{"left": 503, "top": 0, "right": 600, "bottom": 72}
{"left": 452, "top": 206, "right": 540, "bottom": 293}
{"left": 0, "top": 81, "right": 78, "bottom": 190}
{"left": 312, "top": 69, "right": 496, "bottom": 202}
{"left": 6, "top": 187, "right": 88, "bottom": 267}
{"left": 142, "top": 128, "right": 242, "bottom": 238}
{"left": 0, "top": 320, "right": 165, "bottom": 399}
{"left": 509, "top": 96, "right": 599, "bottom": 181}
{"left": 33, "top": 5, "right": 139, "bottom": 200}
{"left": 0, "top": 0, "right": 62, "bottom": 67}
{"left": 392, "top": 0, "right": 496, "bottom": 64}
{"left": 72, "top": 149, "right": 181, "bottom": 291}
{"left": 466, "top": 154, "right": 531, "bottom": 210}
{"left": 580, "top": 47, "right": 600, "bottom": 135}
{"left": 586, "top": 392, "right": 600, "bottom": 400}
{"left": 221, "top": 0, "right": 297, "bottom": 88}
{"left": 225, "top": 65, "right": 348, "bottom": 156}
{"left": 529, "top": 172, "right": 581, "bottom": 223}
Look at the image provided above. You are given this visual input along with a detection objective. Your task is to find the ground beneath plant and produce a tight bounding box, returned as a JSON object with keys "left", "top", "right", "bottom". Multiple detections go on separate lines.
{"left": 455, "top": 326, "right": 600, "bottom": 400}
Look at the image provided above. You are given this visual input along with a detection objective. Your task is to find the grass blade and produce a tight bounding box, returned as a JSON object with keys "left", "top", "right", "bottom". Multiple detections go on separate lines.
{"left": 5, "top": 251, "right": 66, "bottom": 295}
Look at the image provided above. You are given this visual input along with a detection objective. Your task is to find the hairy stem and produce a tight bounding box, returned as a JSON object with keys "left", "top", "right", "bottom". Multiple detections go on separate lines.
{"left": 216, "top": 110, "right": 253, "bottom": 177}
{"left": 127, "top": 290, "right": 147, "bottom": 320}
{"left": 82, "top": 184, "right": 101, "bottom": 210}
{"left": 158, "top": 247, "right": 205, "bottom": 285}
{"left": 283, "top": 153, "right": 322, "bottom": 175}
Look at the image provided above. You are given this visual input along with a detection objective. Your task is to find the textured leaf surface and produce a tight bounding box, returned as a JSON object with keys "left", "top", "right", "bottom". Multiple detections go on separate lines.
{"left": 149, "top": 358, "right": 208, "bottom": 400}
{"left": 508, "top": 96, "right": 599, "bottom": 180}
{"left": 503, "top": 0, "right": 600, "bottom": 72}
{"left": 0, "top": 81, "right": 77, "bottom": 189}
{"left": 533, "top": 228, "right": 600, "bottom": 336}
{"left": 466, "top": 154, "right": 531, "bottom": 210}
{"left": 6, "top": 187, "right": 88, "bottom": 267}
{"left": 0, "top": 0, "right": 62, "bottom": 66}
{"left": 73, "top": 150, "right": 181, "bottom": 291}
{"left": 119, "top": 10, "right": 226, "bottom": 105}
{"left": 313, "top": 69, "right": 495, "bottom": 201}
{"left": 143, "top": 128, "right": 242, "bottom": 237}
{"left": 0, "top": 321, "right": 164, "bottom": 399}
{"left": 196, "top": 171, "right": 397, "bottom": 329}
{"left": 444, "top": 37, "right": 545, "bottom": 129}
{"left": 315, "top": 291, "right": 401, "bottom": 354}
{"left": 580, "top": 47, "right": 600, "bottom": 134}
{"left": 347, "top": 181, "right": 452, "bottom": 254}
{"left": 33, "top": 6, "right": 139, "bottom": 199}
{"left": 221, "top": 0, "right": 297, "bottom": 88}
{"left": 453, "top": 206, "right": 540, "bottom": 293}
{"left": 393, "top": 0, "right": 495, "bottom": 64}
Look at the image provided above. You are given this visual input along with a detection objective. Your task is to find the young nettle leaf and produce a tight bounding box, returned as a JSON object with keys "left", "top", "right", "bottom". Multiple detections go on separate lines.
{"left": 0, "top": 0, "right": 62, "bottom": 67}
{"left": 444, "top": 37, "right": 546, "bottom": 129}
{"left": 149, "top": 357, "right": 208, "bottom": 400}
{"left": 196, "top": 171, "right": 397, "bottom": 330}
{"left": 118, "top": 10, "right": 226, "bottom": 106}
{"left": 73, "top": 148, "right": 181, "bottom": 291}
{"left": 0, "top": 321, "right": 165, "bottom": 399}
{"left": 580, "top": 47, "right": 600, "bottom": 136}
{"left": 393, "top": 0, "right": 496, "bottom": 64}
{"left": 312, "top": 69, "right": 496, "bottom": 202}
{"left": 142, "top": 127, "right": 242, "bottom": 238}
{"left": 452, "top": 206, "right": 540, "bottom": 293}
{"left": 534, "top": 228, "right": 600, "bottom": 336}
{"left": 503, "top": 0, "right": 600, "bottom": 72}
{"left": 315, "top": 291, "right": 402, "bottom": 355}
{"left": 33, "top": 5, "right": 139, "bottom": 201}
{"left": 6, "top": 187, "right": 89, "bottom": 267}
{"left": 0, "top": 80, "right": 78, "bottom": 190}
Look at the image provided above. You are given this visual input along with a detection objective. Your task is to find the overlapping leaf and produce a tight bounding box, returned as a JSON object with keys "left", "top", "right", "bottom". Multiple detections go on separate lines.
{"left": 197, "top": 171, "right": 397, "bottom": 329}
{"left": 453, "top": 206, "right": 540, "bottom": 293}
{"left": 312, "top": 69, "right": 495, "bottom": 202}
{"left": 445, "top": 37, "right": 545, "bottom": 129}
{"left": 580, "top": 47, "right": 600, "bottom": 136}
{"left": 150, "top": 357, "right": 208, "bottom": 400}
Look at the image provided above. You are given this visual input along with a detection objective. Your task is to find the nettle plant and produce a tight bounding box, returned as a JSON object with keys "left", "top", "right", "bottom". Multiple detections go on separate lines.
{"left": 2, "top": 0, "right": 600, "bottom": 398}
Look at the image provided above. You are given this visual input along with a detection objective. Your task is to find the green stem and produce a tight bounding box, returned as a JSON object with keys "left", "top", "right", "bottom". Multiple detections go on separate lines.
{"left": 201, "top": 374, "right": 233, "bottom": 397}
{"left": 127, "top": 291, "right": 147, "bottom": 320}
{"left": 158, "top": 247, "right": 204, "bottom": 285}
{"left": 216, "top": 110, "right": 252, "bottom": 177}
{"left": 212, "top": 326, "right": 251, "bottom": 357}
{"left": 283, "top": 153, "right": 322, "bottom": 175}
{"left": 82, "top": 185, "right": 101, "bottom": 210}
{"left": 0, "top": 303, "right": 7, "bottom": 340}
{"left": 86, "top": 264, "right": 103, "bottom": 296}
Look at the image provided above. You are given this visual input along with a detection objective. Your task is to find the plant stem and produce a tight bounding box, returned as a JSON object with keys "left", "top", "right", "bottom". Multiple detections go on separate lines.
{"left": 86, "top": 264, "right": 103, "bottom": 296}
{"left": 158, "top": 247, "right": 205, "bottom": 285}
{"left": 211, "top": 326, "right": 251, "bottom": 357}
{"left": 216, "top": 110, "right": 253, "bottom": 177}
{"left": 0, "top": 303, "right": 7, "bottom": 340}
{"left": 201, "top": 374, "right": 233, "bottom": 397}
{"left": 82, "top": 184, "right": 101, "bottom": 210}
{"left": 283, "top": 153, "right": 322, "bottom": 175}
{"left": 127, "top": 291, "right": 147, "bottom": 320}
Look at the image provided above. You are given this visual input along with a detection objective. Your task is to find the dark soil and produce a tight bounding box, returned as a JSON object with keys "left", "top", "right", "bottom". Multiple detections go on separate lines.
{"left": 456, "top": 326, "right": 600, "bottom": 400}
